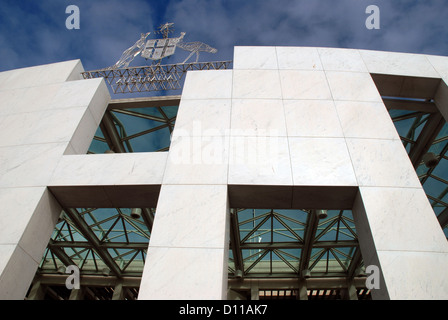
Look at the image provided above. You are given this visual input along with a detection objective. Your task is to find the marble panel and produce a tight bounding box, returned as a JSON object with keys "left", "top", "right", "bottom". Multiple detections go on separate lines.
{"left": 318, "top": 48, "right": 367, "bottom": 72}
{"left": 228, "top": 136, "right": 292, "bottom": 186}
{"left": 0, "top": 107, "right": 88, "bottom": 147}
{"left": 335, "top": 101, "right": 400, "bottom": 140}
{"left": 283, "top": 100, "right": 343, "bottom": 137}
{"left": 86, "top": 80, "right": 110, "bottom": 125}
{"left": 232, "top": 69, "right": 282, "bottom": 99}
{"left": 357, "top": 187, "right": 448, "bottom": 253}
{"left": 50, "top": 78, "right": 109, "bottom": 123}
{"left": 326, "top": 71, "right": 382, "bottom": 102}
{"left": 346, "top": 138, "right": 421, "bottom": 188}
{"left": 0, "top": 84, "right": 60, "bottom": 116}
{"left": 65, "top": 59, "right": 84, "bottom": 81}
{"left": 149, "top": 184, "right": 228, "bottom": 248}
{"left": 279, "top": 70, "right": 332, "bottom": 100}
{"left": 230, "top": 99, "right": 287, "bottom": 136}
{"left": 435, "top": 80, "right": 448, "bottom": 122}
{"left": 276, "top": 47, "right": 322, "bottom": 70}
{"left": 0, "top": 187, "right": 47, "bottom": 246}
{"left": 49, "top": 152, "right": 167, "bottom": 186}
{"left": 289, "top": 137, "right": 357, "bottom": 186}
{"left": 163, "top": 135, "right": 229, "bottom": 185}
{"left": 377, "top": 250, "right": 448, "bottom": 300}
{"left": 0, "top": 142, "right": 68, "bottom": 188}
{"left": 427, "top": 54, "right": 448, "bottom": 80}
{"left": 138, "top": 247, "right": 227, "bottom": 300}
{"left": 181, "top": 70, "right": 232, "bottom": 100}
{"left": 0, "top": 244, "right": 39, "bottom": 299}
{"left": 351, "top": 189, "right": 379, "bottom": 267}
{"left": 172, "top": 99, "right": 231, "bottom": 138}
{"left": 233, "top": 46, "right": 278, "bottom": 70}
{"left": 0, "top": 78, "right": 105, "bottom": 118}
{"left": 68, "top": 109, "right": 101, "bottom": 154}
{"left": 360, "top": 50, "right": 439, "bottom": 78}
{"left": 0, "top": 60, "right": 83, "bottom": 90}
{"left": 18, "top": 189, "right": 61, "bottom": 262}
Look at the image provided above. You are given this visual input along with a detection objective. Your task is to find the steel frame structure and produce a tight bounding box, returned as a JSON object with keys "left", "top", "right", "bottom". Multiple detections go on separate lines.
{"left": 82, "top": 61, "right": 232, "bottom": 94}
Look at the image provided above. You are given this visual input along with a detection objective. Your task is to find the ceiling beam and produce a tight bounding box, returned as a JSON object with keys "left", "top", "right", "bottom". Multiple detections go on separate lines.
{"left": 37, "top": 274, "right": 141, "bottom": 288}
{"left": 383, "top": 98, "right": 438, "bottom": 113}
{"left": 108, "top": 95, "right": 181, "bottom": 110}
{"left": 49, "top": 241, "right": 149, "bottom": 250}
{"left": 240, "top": 240, "right": 358, "bottom": 250}
{"left": 437, "top": 207, "right": 448, "bottom": 229}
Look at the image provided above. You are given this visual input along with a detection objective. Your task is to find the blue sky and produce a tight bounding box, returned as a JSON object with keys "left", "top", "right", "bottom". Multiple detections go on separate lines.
{"left": 1, "top": 0, "right": 448, "bottom": 73}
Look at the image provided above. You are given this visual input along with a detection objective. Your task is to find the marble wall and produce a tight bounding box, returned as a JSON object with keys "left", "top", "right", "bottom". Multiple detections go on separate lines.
{"left": 1, "top": 47, "right": 448, "bottom": 299}
{"left": 138, "top": 47, "right": 448, "bottom": 300}
{"left": 0, "top": 60, "right": 110, "bottom": 299}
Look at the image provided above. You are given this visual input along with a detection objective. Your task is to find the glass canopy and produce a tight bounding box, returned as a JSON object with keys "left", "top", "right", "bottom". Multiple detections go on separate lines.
{"left": 228, "top": 209, "right": 361, "bottom": 278}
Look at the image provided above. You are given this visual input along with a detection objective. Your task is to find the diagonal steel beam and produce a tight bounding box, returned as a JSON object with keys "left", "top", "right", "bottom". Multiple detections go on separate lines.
{"left": 107, "top": 95, "right": 181, "bottom": 110}
{"left": 230, "top": 209, "right": 244, "bottom": 276}
{"left": 64, "top": 208, "right": 122, "bottom": 277}
{"left": 347, "top": 248, "right": 363, "bottom": 279}
{"left": 47, "top": 239, "right": 76, "bottom": 267}
{"left": 437, "top": 207, "right": 448, "bottom": 229}
{"left": 408, "top": 112, "right": 445, "bottom": 168}
{"left": 299, "top": 210, "right": 320, "bottom": 276}
{"left": 141, "top": 208, "right": 155, "bottom": 232}
{"left": 100, "top": 111, "right": 127, "bottom": 153}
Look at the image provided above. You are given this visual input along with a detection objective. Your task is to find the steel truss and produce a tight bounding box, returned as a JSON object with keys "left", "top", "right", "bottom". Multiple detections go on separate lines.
{"left": 82, "top": 61, "right": 232, "bottom": 94}
{"left": 228, "top": 209, "right": 364, "bottom": 282}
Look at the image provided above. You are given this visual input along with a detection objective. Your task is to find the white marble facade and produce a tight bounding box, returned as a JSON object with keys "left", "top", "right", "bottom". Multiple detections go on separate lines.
{"left": 1, "top": 47, "right": 448, "bottom": 299}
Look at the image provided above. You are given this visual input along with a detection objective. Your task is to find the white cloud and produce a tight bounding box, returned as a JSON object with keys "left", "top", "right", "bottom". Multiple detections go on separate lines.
{"left": 0, "top": 0, "right": 447, "bottom": 72}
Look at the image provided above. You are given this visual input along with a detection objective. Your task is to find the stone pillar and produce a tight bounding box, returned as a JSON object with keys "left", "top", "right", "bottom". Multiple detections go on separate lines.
{"left": 0, "top": 60, "right": 110, "bottom": 299}
{"left": 348, "top": 50, "right": 448, "bottom": 299}
{"left": 138, "top": 70, "right": 233, "bottom": 299}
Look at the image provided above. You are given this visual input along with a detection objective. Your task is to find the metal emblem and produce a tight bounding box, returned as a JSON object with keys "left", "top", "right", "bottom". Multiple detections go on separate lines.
{"left": 141, "top": 32, "right": 185, "bottom": 61}
{"left": 84, "top": 22, "right": 231, "bottom": 93}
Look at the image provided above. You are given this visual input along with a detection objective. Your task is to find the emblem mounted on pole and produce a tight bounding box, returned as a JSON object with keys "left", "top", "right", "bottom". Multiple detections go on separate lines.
{"left": 82, "top": 22, "right": 232, "bottom": 94}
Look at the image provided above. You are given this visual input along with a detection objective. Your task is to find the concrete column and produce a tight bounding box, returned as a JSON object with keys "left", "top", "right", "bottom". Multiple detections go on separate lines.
{"left": 346, "top": 50, "right": 448, "bottom": 299}
{"left": 27, "top": 279, "right": 46, "bottom": 300}
{"left": 250, "top": 282, "right": 259, "bottom": 300}
{"left": 112, "top": 281, "right": 125, "bottom": 300}
{"left": 297, "top": 279, "right": 308, "bottom": 300}
{"left": 138, "top": 70, "right": 233, "bottom": 299}
{"left": 69, "top": 288, "right": 85, "bottom": 300}
{"left": 341, "top": 280, "right": 358, "bottom": 300}
{"left": 229, "top": 46, "right": 448, "bottom": 299}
